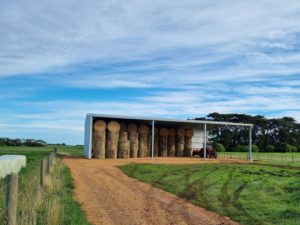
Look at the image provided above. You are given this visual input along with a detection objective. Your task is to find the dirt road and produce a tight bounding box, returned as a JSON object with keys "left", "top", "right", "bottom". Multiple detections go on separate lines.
{"left": 63, "top": 157, "right": 243, "bottom": 225}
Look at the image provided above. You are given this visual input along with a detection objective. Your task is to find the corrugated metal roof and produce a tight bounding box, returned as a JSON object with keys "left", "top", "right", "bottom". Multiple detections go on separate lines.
{"left": 87, "top": 113, "right": 253, "bottom": 127}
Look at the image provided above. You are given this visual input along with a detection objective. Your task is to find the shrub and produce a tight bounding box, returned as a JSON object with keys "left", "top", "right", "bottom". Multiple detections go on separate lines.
{"left": 283, "top": 144, "right": 298, "bottom": 153}
{"left": 215, "top": 143, "right": 225, "bottom": 152}
{"left": 233, "top": 145, "right": 248, "bottom": 152}
{"left": 252, "top": 144, "right": 259, "bottom": 152}
{"left": 265, "top": 144, "right": 275, "bottom": 152}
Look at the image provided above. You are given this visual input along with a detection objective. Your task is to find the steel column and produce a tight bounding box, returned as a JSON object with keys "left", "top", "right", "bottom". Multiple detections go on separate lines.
{"left": 151, "top": 120, "right": 155, "bottom": 159}
{"left": 204, "top": 123, "right": 207, "bottom": 160}
{"left": 249, "top": 126, "right": 253, "bottom": 161}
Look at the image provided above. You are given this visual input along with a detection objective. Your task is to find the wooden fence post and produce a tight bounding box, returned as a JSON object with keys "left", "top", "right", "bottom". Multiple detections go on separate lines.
{"left": 40, "top": 159, "right": 45, "bottom": 187}
{"left": 47, "top": 155, "right": 51, "bottom": 173}
{"left": 292, "top": 155, "right": 294, "bottom": 163}
{"left": 5, "top": 173, "right": 18, "bottom": 225}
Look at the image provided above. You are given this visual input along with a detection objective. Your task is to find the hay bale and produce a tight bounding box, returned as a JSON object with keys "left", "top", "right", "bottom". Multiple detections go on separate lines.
{"left": 184, "top": 136, "right": 193, "bottom": 157}
{"left": 129, "top": 132, "right": 139, "bottom": 158}
{"left": 154, "top": 128, "right": 159, "bottom": 157}
{"left": 92, "top": 130, "right": 106, "bottom": 158}
{"left": 159, "top": 127, "right": 169, "bottom": 136}
{"left": 147, "top": 134, "right": 151, "bottom": 157}
{"left": 159, "top": 136, "right": 168, "bottom": 157}
{"left": 130, "top": 141, "right": 138, "bottom": 158}
{"left": 107, "top": 131, "right": 119, "bottom": 141}
{"left": 177, "top": 128, "right": 185, "bottom": 136}
{"left": 120, "top": 122, "right": 127, "bottom": 132}
{"left": 138, "top": 133, "right": 148, "bottom": 157}
{"left": 118, "top": 141, "right": 130, "bottom": 158}
{"left": 119, "top": 131, "right": 128, "bottom": 141}
{"left": 185, "top": 129, "right": 194, "bottom": 137}
{"left": 107, "top": 121, "right": 121, "bottom": 132}
{"left": 94, "top": 120, "right": 106, "bottom": 131}
{"left": 106, "top": 140, "right": 118, "bottom": 158}
{"left": 168, "top": 128, "right": 176, "bottom": 136}
{"left": 176, "top": 136, "right": 185, "bottom": 157}
{"left": 138, "top": 124, "right": 150, "bottom": 134}
{"left": 94, "top": 141, "right": 106, "bottom": 158}
{"left": 128, "top": 123, "right": 137, "bottom": 132}
{"left": 167, "top": 135, "right": 176, "bottom": 157}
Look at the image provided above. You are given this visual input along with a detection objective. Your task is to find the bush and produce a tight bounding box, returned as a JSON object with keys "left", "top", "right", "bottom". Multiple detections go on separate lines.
{"left": 265, "top": 144, "right": 275, "bottom": 152}
{"left": 252, "top": 144, "right": 259, "bottom": 152}
{"left": 283, "top": 144, "right": 298, "bottom": 152}
{"left": 215, "top": 143, "right": 225, "bottom": 152}
{"left": 233, "top": 145, "right": 248, "bottom": 152}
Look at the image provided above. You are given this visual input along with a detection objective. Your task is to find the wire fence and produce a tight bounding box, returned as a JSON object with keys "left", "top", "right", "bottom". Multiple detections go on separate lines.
{"left": 218, "top": 152, "right": 300, "bottom": 165}
{"left": 0, "top": 149, "right": 57, "bottom": 225}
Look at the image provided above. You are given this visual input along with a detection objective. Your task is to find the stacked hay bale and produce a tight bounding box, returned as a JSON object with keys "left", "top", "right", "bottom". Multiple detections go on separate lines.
{"left": 154, "top": 127, "right": 159, "bottom": 157}
{"left": 118, "top": 123, "right": 130, "bottom": 158}
{"left": 92, "top": 120, "right": 106, "bottom": 158}
{"left": 184, "top": 129, "right": 194, "bottom": 157}
{"left": 106, "top": 121, "right": 120, "bottom": 158}
{"left": 159, "top": 128, "right": 168, "bottom": 157}
{"left": 167, "top": 128, "right": 176, "bottom": 157}
{"left": 128, "top": 124, "right": 139, "bottom": 158}
{"left": 176, "top": 128, "right": 185, "bottom": 157}
{"left": 138, "top": 124, "right": 149, "bottom": 157}
{"left": 147, "top": 133, "right": 151, "bottom": 157}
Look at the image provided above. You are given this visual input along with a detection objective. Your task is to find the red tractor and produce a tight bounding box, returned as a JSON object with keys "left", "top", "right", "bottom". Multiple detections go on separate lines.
{"left": 192, "top": 143, "right": 217, "bottom": 159}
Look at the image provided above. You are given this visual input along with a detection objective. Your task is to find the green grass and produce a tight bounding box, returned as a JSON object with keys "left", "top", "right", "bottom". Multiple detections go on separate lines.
{"left": 0, "top": 145, "right": 90, "bottom": 225}
{"left": 218, "top": 152, "right": 300, "bottom": 166}
{"left": 120, "top": 163, "right": 300, "bottom": 225}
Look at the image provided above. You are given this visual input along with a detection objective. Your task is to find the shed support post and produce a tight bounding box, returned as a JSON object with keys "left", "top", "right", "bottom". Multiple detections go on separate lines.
{"left": 204, "top": 123, "right": 207, "bottom": 160}
{"left": 151, "top": 120, "right": 155, "bottom": 159}
{"left": 249, "top": 126, "right": 253, "bottom": 161}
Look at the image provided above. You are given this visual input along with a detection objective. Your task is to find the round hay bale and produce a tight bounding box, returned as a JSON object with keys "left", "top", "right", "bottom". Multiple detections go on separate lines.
{"left": 184, "top": 136, "right": 193, "bottom": 157}
{"left": 107, "top": 131, "right": 119, "bottom": 141}
{"left": 94, "top": 141, "right": 105, "bottom": 159}
{"left": 159, "top": 127, "right": 169, "bottom": 136}
{"left": 129, "top": 132, "right": 139, "bottom": 141}
{"left": 185, "top": 129, "right": 194, "bottom": 137}
{"left": 177, "top": 128, "right": 185, "bottom": 136}
{"left": 119, "top": 131, "right": 128, "bottom": 141}
{"left": 94, "top": 120, "right": 106, "bottom": 131}
{"left": 176, "top": 136, "right": 185, "bottom": 157}
{"left": 167, "top": 135, "right": 176, "bottom": 157}
{"left": 118, "top": 141, "right": 130, "bottom": 158}
{"left": 168, "top": 128, "right": 176, "bottom": 136}
{"left": 106, "top": 140, "right": 118, "bottom": 158}
{"left": 138, "top": 124, "right": 150, "bottom": 134}
{"left": 128, "top": 123, "right": 137, "bottom": 133}
{"left": 154, "top": 135, "right": 159, "bottom": 157}
{"left": 130, "top": 141, "right": 138, "bottom": 158}
{"left": 120, "top": 122, "right": 127, "bottom": 132}
{"left": 159, "top": 136, "right": 168, "bottom": 157}
{"left": 107, "top": 121, "right": 121, "bottom": 132}
{"left": 93, "top": 130, "right": 106, "bottom": 141}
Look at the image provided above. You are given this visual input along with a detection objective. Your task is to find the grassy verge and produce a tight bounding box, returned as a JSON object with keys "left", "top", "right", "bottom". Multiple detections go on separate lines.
{"left": 120, "top": 163, "right": 300, "bottom": 225}
{"left": 0, "top": 146, "right": 90, "bottom": 225}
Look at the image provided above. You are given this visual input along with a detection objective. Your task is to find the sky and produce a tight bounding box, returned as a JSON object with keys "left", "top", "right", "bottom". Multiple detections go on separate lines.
{"left": 0, "top": 0, "right": 300, "bottom": 144}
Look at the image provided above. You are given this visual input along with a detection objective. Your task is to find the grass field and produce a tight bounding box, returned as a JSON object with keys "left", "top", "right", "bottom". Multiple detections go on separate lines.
{"left": 121, "top": 163, "right": 300, "bottom": 225}
{"left": 218, "top": 152, "right": 300, "bottom": 166}
{"left": 0, "top": 145, "right": 90, "bottom": 225}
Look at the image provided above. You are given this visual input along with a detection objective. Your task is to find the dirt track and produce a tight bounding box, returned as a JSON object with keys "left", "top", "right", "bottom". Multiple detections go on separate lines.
{"left": 63, "top": 157, "right": 244, "bottom": 225}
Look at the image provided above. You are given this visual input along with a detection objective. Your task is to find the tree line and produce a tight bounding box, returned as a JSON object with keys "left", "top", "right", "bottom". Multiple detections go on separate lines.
{"left": 195, "top": 113, "right": 300, "bottom": 152}
{"left": 0, "top": 138, "right": 47, "bottom": 147}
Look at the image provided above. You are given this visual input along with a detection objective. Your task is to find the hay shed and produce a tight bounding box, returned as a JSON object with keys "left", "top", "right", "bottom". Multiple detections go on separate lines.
{"left": 84, "top": 114, "right": 254, "bottom": 160}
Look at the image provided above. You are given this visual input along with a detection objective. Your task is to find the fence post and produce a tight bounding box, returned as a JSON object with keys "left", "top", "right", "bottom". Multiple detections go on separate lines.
{"left": 47, "top": 155, "right": 51, "bottom": 173}
{"left": 230, "top": 153, "right": 232, "bottom": 159}
{"left": 5, "top": 173, "right": 18, "bottom": 225}
{"left": 40, "top": 159, "right": 45, "bottom": 187}
{"left": 292, "top": 155, "right": 294, "bottom": 163}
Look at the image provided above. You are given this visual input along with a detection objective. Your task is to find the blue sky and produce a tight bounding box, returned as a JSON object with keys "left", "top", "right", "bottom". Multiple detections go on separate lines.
{"left": 1, "top": 0, "right": 300, "bottom": 144}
